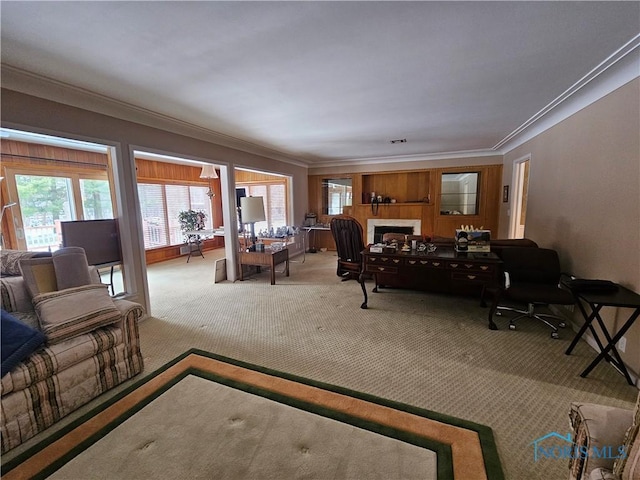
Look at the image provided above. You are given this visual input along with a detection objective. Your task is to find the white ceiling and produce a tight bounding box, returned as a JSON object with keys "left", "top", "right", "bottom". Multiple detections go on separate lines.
{"left": 1, "top": 2, "right": 639, "bottom": 166}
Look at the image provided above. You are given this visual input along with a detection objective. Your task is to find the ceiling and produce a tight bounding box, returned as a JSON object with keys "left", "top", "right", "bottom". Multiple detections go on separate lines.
{"left": 1, "top": 2, "right": 638, "bottom": 166}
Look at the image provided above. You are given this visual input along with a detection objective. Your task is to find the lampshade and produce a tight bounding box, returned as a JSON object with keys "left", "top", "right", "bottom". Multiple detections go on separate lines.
{"left": 240, "top": 196, "right": 266, "bottom": 223}
{"left": 199, "top": 164, "right": 218, "bottom": 179}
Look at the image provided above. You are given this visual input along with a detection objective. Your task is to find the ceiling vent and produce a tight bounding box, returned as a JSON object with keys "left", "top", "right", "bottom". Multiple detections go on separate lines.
{"left": 390, "top": 138, "right": 407, "bottom": 144}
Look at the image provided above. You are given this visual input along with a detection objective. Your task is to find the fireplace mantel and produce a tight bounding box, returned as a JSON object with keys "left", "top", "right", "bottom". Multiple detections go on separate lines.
{"left": 367, "top": 219, "right": 421, "bottom": 244}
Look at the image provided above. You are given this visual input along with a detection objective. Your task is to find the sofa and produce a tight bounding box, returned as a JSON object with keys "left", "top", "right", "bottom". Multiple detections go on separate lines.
{"left": 569, "top": 392, "right": 639, "bottom": 480}
{"left": 0, "top": 248, "right": 144, "bottom": 453}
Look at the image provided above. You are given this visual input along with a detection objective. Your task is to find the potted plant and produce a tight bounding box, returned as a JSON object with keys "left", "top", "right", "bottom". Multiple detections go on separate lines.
{"left": 178, "top": 209, "right": 207, "bottom": 241}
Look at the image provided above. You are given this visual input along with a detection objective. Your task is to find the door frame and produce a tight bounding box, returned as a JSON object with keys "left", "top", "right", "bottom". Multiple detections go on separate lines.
{"left": 509, "top": 154, "right": 530, "bottom": 239}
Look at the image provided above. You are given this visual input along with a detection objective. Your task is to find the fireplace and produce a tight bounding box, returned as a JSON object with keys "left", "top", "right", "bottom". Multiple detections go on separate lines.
{"left": 366, "top": 219, "right": 421, "bottom": 244}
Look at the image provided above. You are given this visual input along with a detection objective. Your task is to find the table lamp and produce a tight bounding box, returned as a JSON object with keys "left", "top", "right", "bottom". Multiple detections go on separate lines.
{"left": 240, "top": 196, "right": 266, "bottom": 250}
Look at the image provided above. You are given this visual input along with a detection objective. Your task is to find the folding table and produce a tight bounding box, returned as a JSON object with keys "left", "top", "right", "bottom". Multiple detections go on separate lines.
{"left": 565, "top": 283, "right": 640, "bottom": 385}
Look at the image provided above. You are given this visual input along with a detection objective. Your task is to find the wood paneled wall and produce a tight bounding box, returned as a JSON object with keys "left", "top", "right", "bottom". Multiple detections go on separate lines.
{"left": 135, "top": 158, "right": 223, "bottom": 264}
{"left": 308, "top": 164, "right": 503, "bottom": 249}
{"left": 1, "top": 139, "right": 108, "bottom": 169}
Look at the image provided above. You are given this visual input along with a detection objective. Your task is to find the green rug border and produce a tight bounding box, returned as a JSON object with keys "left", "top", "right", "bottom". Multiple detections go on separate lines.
{"left": 2, "top": 348, "right": 504, "bottom": 479}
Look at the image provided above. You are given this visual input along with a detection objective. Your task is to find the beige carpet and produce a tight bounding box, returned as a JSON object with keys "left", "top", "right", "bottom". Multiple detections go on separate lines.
{"left": 4, "top": 250, "right": 638, "bottom": 479}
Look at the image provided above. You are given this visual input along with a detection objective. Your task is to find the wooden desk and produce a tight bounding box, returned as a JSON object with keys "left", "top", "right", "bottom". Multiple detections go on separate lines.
{"left": 565, "top": 284, "right": 640, "bottom": 385}
{"left": 238, "top": 248, "right": 289, "bottom": 285}
{"left": 359, "top": 247, "right": 501, "bottom": 309}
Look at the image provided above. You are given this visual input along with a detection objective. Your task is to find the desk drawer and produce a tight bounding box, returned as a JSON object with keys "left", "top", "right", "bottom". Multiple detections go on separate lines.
{"left": 405, "top": 258, "right": 444, "bottom": 268}
{"left": 365, "top": 264, "right": 399, "bottom": 274}
{"left": 367, "top": 256, "right": 402, "bottom": 265}
{"left": 447, "top": 261, "right": 496, "bottom": 274}
{"left": 450, "top": 272, "right": 494, "bottom": 283}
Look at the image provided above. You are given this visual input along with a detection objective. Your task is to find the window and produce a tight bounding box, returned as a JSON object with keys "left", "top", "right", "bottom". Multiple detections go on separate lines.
{"left": 13, "top": 173, "right": 114, "bottom": 252}
{"left": 237, "top": 183, "right": 288, "bottom": 234}
{"left": 80, "top": 178, "right": 114, "bottom": 219}
{"left": 322, "top": 178, "right": 352, "bottom": 215}
{"left": 137, "top": 183, "right": 211, "bottom": 249}
{"left": 440, "top": 172, "right": 479, "bottom": 215}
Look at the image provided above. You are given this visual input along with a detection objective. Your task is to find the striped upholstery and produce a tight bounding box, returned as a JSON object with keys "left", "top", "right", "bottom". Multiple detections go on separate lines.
{"left": 1, "top": 300, "right": 143, "bottom": 453}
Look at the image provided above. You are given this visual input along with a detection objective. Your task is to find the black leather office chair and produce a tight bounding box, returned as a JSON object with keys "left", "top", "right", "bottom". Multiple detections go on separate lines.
{"left": 330, "top": 216, "right": 365, "bottom": 281}
{"left": 488, "top": 247, "right": 574, "bottom": 338}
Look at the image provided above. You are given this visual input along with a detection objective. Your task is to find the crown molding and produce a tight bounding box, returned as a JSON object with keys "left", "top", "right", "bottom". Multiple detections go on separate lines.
{"left": 494, "top": 33, "right": 640, "bottom": 154}
{"left": 0, "top": 65, "right": 311, "bottom": 169}
{"left": 311, "top": 149, "right": 500, "bottom": 169}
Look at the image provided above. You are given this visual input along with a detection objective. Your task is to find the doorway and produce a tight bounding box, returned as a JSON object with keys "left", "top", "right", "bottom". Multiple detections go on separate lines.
{"left": 509, "top": 155, "right": 530, "bottom": 239}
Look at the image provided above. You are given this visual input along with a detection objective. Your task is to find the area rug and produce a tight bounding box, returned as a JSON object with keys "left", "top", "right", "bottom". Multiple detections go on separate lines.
{"left": 2, "top": 349, "right": 504, "bottom": 480}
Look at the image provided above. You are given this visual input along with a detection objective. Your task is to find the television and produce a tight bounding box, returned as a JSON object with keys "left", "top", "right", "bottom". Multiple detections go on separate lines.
{"left": 60, "top": 219, "right": 122, "bottom": 266}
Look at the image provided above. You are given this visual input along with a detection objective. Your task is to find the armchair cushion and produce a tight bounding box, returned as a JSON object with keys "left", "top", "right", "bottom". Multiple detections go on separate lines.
{"left": 33, "top": 284, "right": 121, "bottom": 344}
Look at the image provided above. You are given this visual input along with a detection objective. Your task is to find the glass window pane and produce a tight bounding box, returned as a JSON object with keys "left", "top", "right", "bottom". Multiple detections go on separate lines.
{"left": 137, "top": 183, "right": 168, "bottom": 248}
{"left": 80, "top": 178, "right": 114, "bottom": 220}
{"left": 189, "top": 186, "right": 212, "bottom": 228}
{"left": 165, "top": 185, "right": 190, "bottom": 245}
{"left": 15, "top": 174, "right": 75, "bottom": 252}
{"left": 268, "top": 184, "right": 286, "bottom": 228}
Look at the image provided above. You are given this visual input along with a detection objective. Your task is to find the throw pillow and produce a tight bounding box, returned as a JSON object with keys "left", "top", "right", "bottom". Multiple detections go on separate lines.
{"left": 19, "top": 257, "right": 58, "bottom": 298}
{"left": 33, "top": 284, "right": 121, "bottom": 344}
{"left": 1, "top": 308, "right": 46, "bottom": 377}
{"left": 52, "top": 247, "right": 93, "bottom": 290}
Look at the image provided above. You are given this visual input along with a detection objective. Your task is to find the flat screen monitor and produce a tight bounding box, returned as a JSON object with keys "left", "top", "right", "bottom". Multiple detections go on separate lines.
{"left": 236, "top": 188, "right": 247, "bottom": 232}
{"left": 60, "top": 219, "right": 122, "bottom": 266}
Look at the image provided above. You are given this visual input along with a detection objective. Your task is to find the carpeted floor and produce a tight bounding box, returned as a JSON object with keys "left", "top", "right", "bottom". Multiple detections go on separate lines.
{"left": 3, "top": 250, "right": 638, "bottom": 479}
{"left": 3, "top": 350, "right": 504, "bottom": 480}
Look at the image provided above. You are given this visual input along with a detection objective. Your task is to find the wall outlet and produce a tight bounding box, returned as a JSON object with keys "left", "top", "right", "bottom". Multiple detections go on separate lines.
{"left": 618, "top": 336, "right": 627, "bottom": 353}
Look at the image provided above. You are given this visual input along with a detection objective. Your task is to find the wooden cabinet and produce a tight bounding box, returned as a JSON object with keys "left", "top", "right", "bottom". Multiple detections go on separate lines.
{"left": 361, "top": 171, "right": 431, "bottom": 204}
{"left": 308, "top": 164, "right": 502, "bottom": 242}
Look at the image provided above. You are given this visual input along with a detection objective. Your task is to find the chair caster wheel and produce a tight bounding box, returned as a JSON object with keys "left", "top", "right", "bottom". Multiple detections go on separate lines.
{"left": 551, "top": 332, "right": 559, "bottom": 339}
{"left": 509, "top": 324, "right": 516, "bottom": 330}
{"left": 558, "top": 322, "right": 566, "bottom": 328}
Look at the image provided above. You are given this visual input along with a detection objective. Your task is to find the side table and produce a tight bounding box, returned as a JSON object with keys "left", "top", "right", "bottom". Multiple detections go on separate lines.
{"left": 565, "top": 283, "right": 640, "bottom": 385}
{"left": 238, "top": 248, "right": 289, "bottom": 285}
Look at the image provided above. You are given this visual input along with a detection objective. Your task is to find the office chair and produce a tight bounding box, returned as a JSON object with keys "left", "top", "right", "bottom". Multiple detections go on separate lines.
{"left": 488, "top": 247, "right": 574, "bottom": 339}
{"left": 329, "top": 216, "right": 366, "bottom": 281}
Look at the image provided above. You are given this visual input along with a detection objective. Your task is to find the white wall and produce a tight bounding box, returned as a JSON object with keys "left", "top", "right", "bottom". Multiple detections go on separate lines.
{"left": 501, "top": 78, "right": 640, "bottom": 378}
